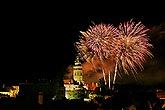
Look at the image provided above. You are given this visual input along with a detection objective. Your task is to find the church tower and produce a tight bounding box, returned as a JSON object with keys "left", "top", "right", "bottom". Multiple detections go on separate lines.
{"left": 73, "top": 56, "right": 83, "bottom": 84}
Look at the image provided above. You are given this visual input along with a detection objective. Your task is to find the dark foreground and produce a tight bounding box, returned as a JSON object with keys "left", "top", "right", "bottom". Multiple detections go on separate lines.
{"left": 0, "top": 90, "right": 164, "bottom": 110}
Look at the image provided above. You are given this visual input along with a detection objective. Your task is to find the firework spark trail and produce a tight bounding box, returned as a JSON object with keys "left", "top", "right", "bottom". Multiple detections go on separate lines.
{"left": 75, "top": 23, "right": 119, "bottom": 84}
{"left": 111, "top": 19, "right": 154, "bottom": 87}
{"left": 75, "top": 19, "right": 153, "bottom": 89}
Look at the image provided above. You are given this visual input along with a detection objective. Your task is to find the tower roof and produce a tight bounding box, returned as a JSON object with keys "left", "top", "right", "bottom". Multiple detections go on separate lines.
{"left": 74, "top": 56, "right": 81, "bottom": 66}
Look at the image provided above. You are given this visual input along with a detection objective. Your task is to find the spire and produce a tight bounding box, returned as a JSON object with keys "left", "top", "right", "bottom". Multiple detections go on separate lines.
{"left": 74, "top": 56, "right": 81, "bottom": 66}
{"left": 73, "top": 56, "right": 83, "bottom": 84}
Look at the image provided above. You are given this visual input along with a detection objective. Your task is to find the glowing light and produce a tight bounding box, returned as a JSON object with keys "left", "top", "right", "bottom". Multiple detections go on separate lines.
{"left": 75, "top": 23, "right": 118, "bottom": 61}
{"left": 113, "top": 19, "right": 153, "bottom": 75}
{"left": 74, "top": 19, "right": 153, "bottom": 87}
{"left": 75, "top": 23, "right": 119, "bottom": 84}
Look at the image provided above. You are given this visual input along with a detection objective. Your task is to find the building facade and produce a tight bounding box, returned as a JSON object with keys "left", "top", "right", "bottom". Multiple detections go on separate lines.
{"left": 64, "top": 56, "right": 85, "bottom": 100}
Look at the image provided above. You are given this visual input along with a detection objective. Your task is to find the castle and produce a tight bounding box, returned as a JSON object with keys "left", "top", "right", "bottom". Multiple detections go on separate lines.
{"left": 63, "top": 56, "right": 98, "bottom": 100}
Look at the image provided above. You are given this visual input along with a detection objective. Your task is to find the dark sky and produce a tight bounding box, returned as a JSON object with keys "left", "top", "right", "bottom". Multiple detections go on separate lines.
{"left": 1, "top": 3, "right": 165, "bottom": 82}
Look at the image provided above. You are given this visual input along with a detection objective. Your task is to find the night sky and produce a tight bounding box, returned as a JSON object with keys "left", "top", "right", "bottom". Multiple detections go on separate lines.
{"left": 1, "top": 3, "right": 165, "bottom": 84}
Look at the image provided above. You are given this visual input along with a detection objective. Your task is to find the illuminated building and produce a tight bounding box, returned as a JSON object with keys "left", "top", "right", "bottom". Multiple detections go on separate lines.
{"left": 64, "top": 56, "right": 85, "bottom": 100}
{"left": 0, "top": 84, "right": 19, "bottom": 98}
{"left": 63, "top": 79, "right": 84, "bottom": 100}
{"left": 63, "top": 56, "right": 101, "bottom": 100}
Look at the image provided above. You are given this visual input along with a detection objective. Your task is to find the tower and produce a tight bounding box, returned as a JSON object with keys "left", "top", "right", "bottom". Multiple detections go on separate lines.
{"left": 73, "top": 56, "right": 83, "bottom": 84}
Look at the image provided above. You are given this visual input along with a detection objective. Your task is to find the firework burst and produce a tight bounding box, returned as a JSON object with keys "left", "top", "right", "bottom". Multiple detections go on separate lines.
{"left": 75, "top": 23, "right": 119, "bottom": 84}
{"left": 75, "top": 19, "right": 153, "bottom": 89}
{"left": 75, "top": 23, "right": 119, "bottom": 62}
{"left": 111, "top": 19, "right": 154, "bottom": 87}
